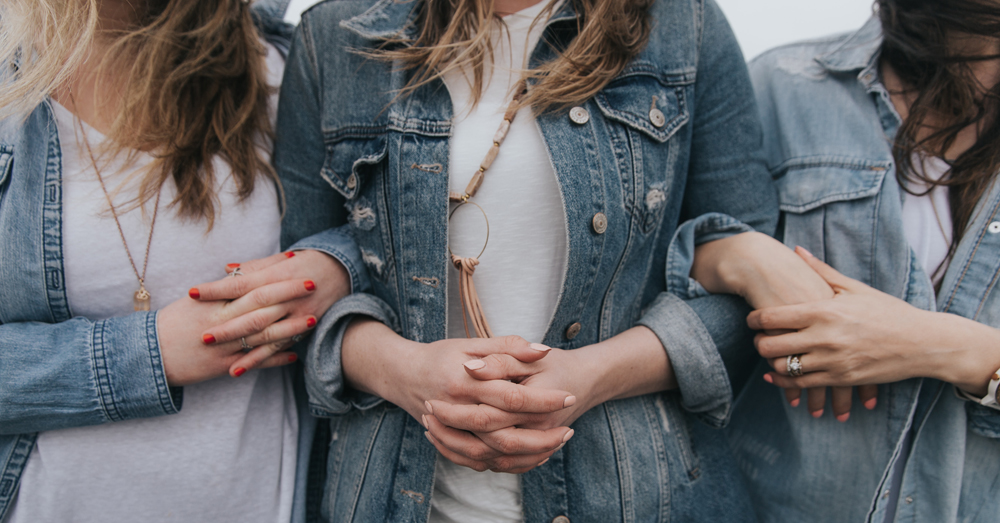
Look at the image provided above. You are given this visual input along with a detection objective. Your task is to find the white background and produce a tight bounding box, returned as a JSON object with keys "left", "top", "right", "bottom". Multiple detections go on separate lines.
{"left": 284, "top": 0, "right": 877, "bottom": 61}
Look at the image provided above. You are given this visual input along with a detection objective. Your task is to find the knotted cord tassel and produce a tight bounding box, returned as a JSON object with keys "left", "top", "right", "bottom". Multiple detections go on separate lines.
{"left": 451, "top": 254, "right": 494, "bottom": 338}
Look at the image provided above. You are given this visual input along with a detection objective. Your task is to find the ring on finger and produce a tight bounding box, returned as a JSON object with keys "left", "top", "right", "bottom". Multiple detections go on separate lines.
{"left": 786, "top": 354, "right": 804, "bottom": 377}
{"left": 229, "top": 267, "right": 244, "bottom": 277}
{"left": 241, "top": 337, "right": 253, "bottom": 351}
{"left": 291, "top": 334, "right": 304, "bottom": 344}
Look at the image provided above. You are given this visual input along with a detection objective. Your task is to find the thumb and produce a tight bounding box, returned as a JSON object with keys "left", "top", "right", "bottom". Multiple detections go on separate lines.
{"left": 795, "top": 246, "right": 860, "bottom": 293}
{"left": 473, "top": 335, "right": 553, "bottom": 363}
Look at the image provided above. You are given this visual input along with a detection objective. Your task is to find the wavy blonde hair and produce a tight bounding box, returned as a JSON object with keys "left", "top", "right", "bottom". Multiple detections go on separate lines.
{"left": 0, "top": 0, "right": 278, "bottom": 229}
{"left": 375, "top": 0, "right": 654, "bottom": 112}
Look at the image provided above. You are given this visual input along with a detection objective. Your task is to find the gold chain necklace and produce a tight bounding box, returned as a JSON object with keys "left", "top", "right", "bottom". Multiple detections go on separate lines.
{"left": 448, "top": 79, "right": 527, "bottom": 338}
{"left": 73, "top": 109, "right": 162, "bottom": 312}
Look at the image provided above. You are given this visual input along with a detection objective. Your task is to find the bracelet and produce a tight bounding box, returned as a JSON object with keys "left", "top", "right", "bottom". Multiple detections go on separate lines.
{"left": 955, "top": 368, "right": 1000, "bottom": 410}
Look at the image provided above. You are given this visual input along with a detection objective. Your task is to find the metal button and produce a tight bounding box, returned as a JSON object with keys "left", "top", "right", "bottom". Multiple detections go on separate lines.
{"left": 569, "top": 107, "right": 589, "bottom": 125}
{"left": 882, "top": 490, "right": 890, "bottom": 499}
{"left": 552, "top": 516, "right": 571, "bottom": 523}
{"left": 989, "top": 221, "right": 1000, "bottom": 234}
{"left": 592, "top": 212, "right": 608, "bottom": 234}
{"left": 346, "top": 173, "right": 358, "bottom": 190}
{"left": 904, "top": 496, "right": 913, "bottom": 504}
{"left": 565, "top": 322, "right": 582, "bottom": 340}
{"left": 649, "top": 108, "right": 666, "bottom": 128}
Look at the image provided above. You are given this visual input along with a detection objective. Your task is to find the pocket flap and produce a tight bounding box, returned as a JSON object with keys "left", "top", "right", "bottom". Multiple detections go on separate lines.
{"left": 775, "top": 160, "right": 889, "bottom": 213}
{"left": 0, "top": 145, "right": 12, "bottom": 187}
{"left": 320, "top": 135, "right": 386, "bottom": 199}
{"left": 595, "top": 72, "right": 690, "bottom": 143}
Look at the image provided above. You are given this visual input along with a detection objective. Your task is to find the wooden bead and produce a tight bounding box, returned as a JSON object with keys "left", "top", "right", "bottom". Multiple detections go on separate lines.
{"left": 480, "top": 144, "right": 500, "bottom": 171}
{"left": 449, "top": 191, "right": 466, "bottom": 202}
{"left": 464, "top": 170, "right": 485, "bottom": 198}
{"left": 493, "top": 120, "right": 511, "bottom": 146}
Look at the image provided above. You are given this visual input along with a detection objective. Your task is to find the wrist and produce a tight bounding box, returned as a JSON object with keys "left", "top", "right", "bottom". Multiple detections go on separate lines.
{"left": 342, "top": 318, "right": 414, "bottom": 403}
{"left": 927, "top": 313, "right": 1000, "bottom": 395}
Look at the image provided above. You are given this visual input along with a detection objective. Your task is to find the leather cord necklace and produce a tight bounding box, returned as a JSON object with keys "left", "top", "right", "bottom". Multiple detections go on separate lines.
{"left": 448, "top": 78, "right": 528, "bottom": 338}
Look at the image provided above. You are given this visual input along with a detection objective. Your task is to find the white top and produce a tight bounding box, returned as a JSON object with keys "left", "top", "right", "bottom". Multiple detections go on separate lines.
{"left": 432, "top": 2, "right": 567, "bottom": 522}
{"left": 901, "top": 155, "right": 953, "bottom": 290}
{"left": 6, "top": 44, "right": 298, "bottom": 523}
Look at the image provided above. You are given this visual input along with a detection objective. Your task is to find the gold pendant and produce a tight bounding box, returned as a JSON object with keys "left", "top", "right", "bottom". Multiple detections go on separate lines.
{"left": 133, "top": 286, "right": 151, "bottom": 311}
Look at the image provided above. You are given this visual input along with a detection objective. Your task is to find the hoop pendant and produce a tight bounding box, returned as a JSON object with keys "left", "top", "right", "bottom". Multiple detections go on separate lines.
{"left": 448, "top": 201, "right": 493, "bottom": 338}
{"left": 447, "top": 200, "right": 490, "bottom": 260}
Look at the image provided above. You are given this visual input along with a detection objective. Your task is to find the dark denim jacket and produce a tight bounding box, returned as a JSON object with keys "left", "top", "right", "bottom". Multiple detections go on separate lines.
{"left": 0, "top": 3, "right": 365, "bottom": 521}
{"left": 276, "top": 0, "right": 779, "bottom": 521}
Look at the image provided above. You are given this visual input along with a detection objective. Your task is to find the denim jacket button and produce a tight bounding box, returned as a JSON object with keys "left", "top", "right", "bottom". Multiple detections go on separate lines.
{"left": 565, "top": 322, "right": 582, "bottom": 340}
{"left": 552, "top": 516, "right": 571, "bottom": 523}
{"left": 989, "top": 221, "right": 1000, "bottom": 234}
{"left": 346, "top": 173, "right": 358, "bottom": 190}
{"left": 591, "top": 212, "right": 608, "bottom": 234}
{"left": 569, "top": 107, "right": 589, "bottom": 125}
{"left": 649, "top": 108, "right": 666, "bottom": 128}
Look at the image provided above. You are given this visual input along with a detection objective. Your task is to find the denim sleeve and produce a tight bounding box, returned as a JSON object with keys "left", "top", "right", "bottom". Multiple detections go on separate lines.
{"left": 636, "top": 0, "right": 778, "bottom": 428}
{"left": 0, "top": 312, "right": 180, "bottom": 435}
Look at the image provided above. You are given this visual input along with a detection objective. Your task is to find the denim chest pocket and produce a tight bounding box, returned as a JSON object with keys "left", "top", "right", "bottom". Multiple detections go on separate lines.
{"left": 775, "top": 159, "right": 889, "bottom": 214}
{"left": 320, "top": 134, "right": 387, "bottom": 200}
{"left": 595, "top": 70, "right": 692, "bottom": 232}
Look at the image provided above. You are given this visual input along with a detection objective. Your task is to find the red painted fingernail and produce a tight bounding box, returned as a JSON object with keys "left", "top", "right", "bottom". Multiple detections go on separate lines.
{"left": 226, "top": 263, "right": 240, "bottom": 270}
{"left": 202, "top": 334, "right": 216, "bottom": 344}
{"left": 306, "top": 316, "right": 317, "bottom": 328}
{"left": 836, "top": 412, "right": 850, "bottom": 423}
{"left": 811, "top": 409, "right": 823, "bottom": 418}
{"left": 288, "top": 354, "right": 298, "bottom": 363}
{"left": 234, "top": 367, "right": 246, "bottom": 377}
{"left": 188, "top": 288, "right": 200, "bottom": 299}
{"left": 864, "top": 397, "right": 877, "bottom": 410}
{"left": 790, "top": 398, "right": 800, "bottom": 407}
{"left": 763, "top": 374, "right": 773, "bottom": 384}
{"left": 285, "top": 251, "right": 296, "bottom": 258}
{"left": 304, "top": 280, "right": 316, "bottom": 291}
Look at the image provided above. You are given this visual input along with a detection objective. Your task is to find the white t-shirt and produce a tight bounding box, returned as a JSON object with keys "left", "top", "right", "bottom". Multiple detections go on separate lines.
{"left": 432, "top": 2, "right": 567, "bottom": 522}
{"left": 6, "top": 44, "right": 298, "bottom": 523}
{"left": 901, "top": 155, "right": 952, "bottom": 289}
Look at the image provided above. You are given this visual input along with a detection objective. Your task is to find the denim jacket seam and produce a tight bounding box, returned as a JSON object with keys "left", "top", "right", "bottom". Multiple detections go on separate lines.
{"left": 942, "top": 193, "right": 1000, "bottom": 313}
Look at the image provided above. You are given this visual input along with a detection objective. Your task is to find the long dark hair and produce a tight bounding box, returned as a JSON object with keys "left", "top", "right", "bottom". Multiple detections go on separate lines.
{"left": 879, "top": 0, "right": 1000, "bottom": 278}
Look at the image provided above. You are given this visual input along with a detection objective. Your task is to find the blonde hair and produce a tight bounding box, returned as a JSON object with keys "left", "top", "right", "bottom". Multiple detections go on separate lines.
{"left": 0, "top": 0, "right": 278, "bottom": 229}
{"left": 375, "top": 0, "right": 654, "bottom": 112}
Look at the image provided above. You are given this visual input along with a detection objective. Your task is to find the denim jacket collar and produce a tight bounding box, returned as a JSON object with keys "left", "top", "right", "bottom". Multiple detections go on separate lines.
{"left": 340, "top": 0, "right": 578, "bottom": 42}
{"left": 815, "top": 16, "right": 882, "bottom": 74}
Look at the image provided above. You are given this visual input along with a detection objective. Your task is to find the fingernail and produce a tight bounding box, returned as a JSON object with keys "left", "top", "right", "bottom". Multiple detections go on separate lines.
{"left": 306, "top": 316, "right": 317, "bottom": 328}
{"left": 555, "top": 442, "right": 566, "bottom": 452}
{"left": 796, "top": 246, "right": 815, "bottom": 258}
{"left": 836, "top": 412, "right": 850, "bottom": 423}
{"left": 424, "top": 431, "right": 433, "bottom": 444}
{"left": 226, "top": 263, "right": 240, "bottom": 270}
{"left": 790, "top": 398, "right": 800, "bottom": 407}
{"left": 285, "top": 251, "right": 296, "bottom": 258}
{"left": 529, "top": 343, "right": 551, "bottom": 352}
{"left": 304, "top": 280, "right": 316, "bottom": 291}
{"left": 563, "top": 396, "right": 577, "bottom": 408}
{"left": 562, "top": 429, "right": 575, "bottom": 443}
{"left": 463, "top": 359, "right": 486, "bottom": 370}
{"left": 538, "top": 458, "right": 550, "bottom": 466}
{"left": 811, "top": 409, "right": 823, "bottom": 418}
{"left": 763, "top": 374, "right": 773, "bottom": 384}
{"left": 202, "top": 334, "right": 216, "bottom": 345}
{"left": 288, "top": 354, "right": 298, "bottom": 363}
{"left": 188, "top": 288, "right": 200, "bottom": 299}
{"left": 864, "top": 397, "right": 877, "bottom": 410}
{"left": 424, "top": 400, "right": 433, "bottom": 414}
{"left": 234, "top": 367, "right": 246, "bottom": 377}
{"left": 421, "top": 414, "right": 428, "bottom": 429}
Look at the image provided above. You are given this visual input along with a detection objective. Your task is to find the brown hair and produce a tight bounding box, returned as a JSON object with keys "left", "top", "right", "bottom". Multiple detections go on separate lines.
{"left": 878, "top": 0, "right": 1000, "bottom": 279}
{"left": 373, "top": 0, "right": 654, "bottom": 113}
{"left": 0, "top": 0, "right": 278, "bottom": 229}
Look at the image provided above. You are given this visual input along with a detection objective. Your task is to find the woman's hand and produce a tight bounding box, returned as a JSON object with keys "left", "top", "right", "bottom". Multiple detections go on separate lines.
{"left": 423, "top": 326, "right": 674, "bottom": 473}
{"left": 751, "top": 247, "right": 1000, "bottom": 397}
{"left": 342, "top": 319, "right": 578, "bottom": 474}
{"left": 157, "top": 276, "right": 318, "bottom": 386}
{"left": 188, "top": 250, "right": 351, "bottom": 371}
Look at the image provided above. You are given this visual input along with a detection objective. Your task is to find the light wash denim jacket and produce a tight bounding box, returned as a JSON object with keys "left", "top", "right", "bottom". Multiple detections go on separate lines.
{"left": 706, "top": 17, "right": 1000, "bottom": 523}
{"left": 276, "top": 0, "right": 778, "bottom": 521}
{"left": 0, "top": 3, "right": 366, "bottom": 521}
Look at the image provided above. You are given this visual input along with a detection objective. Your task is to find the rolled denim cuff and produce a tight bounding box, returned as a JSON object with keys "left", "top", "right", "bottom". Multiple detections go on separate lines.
{"left": 665, "top": 212, "right": 756, "bottom": 299}
{"left": 305, "top": 293, "right": 400, "bottom": 417}
{"left": 963, "top": 391, "right": 1000, "bottom": 438}
{"left": 95, "top": 311, "right": 181, "bottom": 420}
{"left": 290, "top": 225, "right": 371, "bottom": 294}
{"left": 636, "top": 292, "right": 731, "bottom": 428}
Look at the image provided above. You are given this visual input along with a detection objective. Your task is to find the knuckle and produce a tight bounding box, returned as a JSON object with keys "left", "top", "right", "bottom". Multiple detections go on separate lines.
{"left": 470, "top": 409, "right": 495, "bottom": 432}
{"left": 444, "top": 380, "right": 467, "bottom": 400}
{"left": 493, "top": 434, "right": 521, "bottom": 455}
{"left": 467, "top": 444, "right": 495, "bottom": 461}
{"left": 246, "top": 314, "right": 271, "bottom": 335}
{"left": 250, "top": 288, "right": 272, "bottom": 308}
{"left": 502, "top": 387, "right": 527, "bottom": 411}
{"left": 488, "top": 456, "right": 515, "bottom": 472}
{"left": 470, "top": 461, "right": 490, "bottom": 472}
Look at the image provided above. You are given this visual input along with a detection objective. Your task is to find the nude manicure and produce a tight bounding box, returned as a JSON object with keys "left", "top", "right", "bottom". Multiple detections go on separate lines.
{"left": 424, "top": 400, "right": 434, "bottom": 414}
{"left": 562, "top": 429, "right": 575, "bottom": 443}
{"left": 538, "top": 458, "right": 550, "bottom": 467}
{"left": 529, "top": 343, "right": 551, "bottom": 352}
{"left": 464, "top": 360, "right": 486, "bottom": 370}
{"left": 563, "top": 396, "right": 577, "bottom": 408}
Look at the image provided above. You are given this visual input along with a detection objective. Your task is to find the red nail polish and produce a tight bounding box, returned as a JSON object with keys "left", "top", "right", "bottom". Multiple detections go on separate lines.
{"left": 304, "top": 280, "right": 316, "bottom": 291}
{"left": 306, "top": 317, "right": 317, "bottom": 328}
{"left": 763, "top": 374, "right": 773, "bottom": 384}
{"left": 234, "top": 367, "right": 246, "bottom": 377}
{"left": 188, "top": 288, "right": 200, "bottom": 299}
{"left": 864, "top": 397, "right": 877, "bottom": 410}
{"left": 226, "top": 263, "right": 240, "bottom": 270}
{"left": 285, "top": 251, "right": 296, "bottom": 258}
{"left": 288, "top": 354, "right": 298, "bottom": 363}
{"left": 790, "top": 398, "right": 800, "bottom": 408}
{"left": 202, "top": 334, "right": 216, "bottom": 345}
{"left": 811, "top": 409, "right": 823, "bottom": 418}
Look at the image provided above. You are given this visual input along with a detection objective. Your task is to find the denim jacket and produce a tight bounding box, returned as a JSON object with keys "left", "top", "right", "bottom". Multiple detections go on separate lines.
{"left": 713, "top": 17, "right": 1000, "bottom": 523}
{"left": 0, "top": 4, "right": 366, "bottom": 521}
{"left": 275, "top": 0, "right": 778, "bottom": 521}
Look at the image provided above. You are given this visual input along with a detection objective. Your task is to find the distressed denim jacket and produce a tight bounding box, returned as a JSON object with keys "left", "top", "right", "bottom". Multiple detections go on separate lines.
{"left": 0, "top": 3, "right": 367, "bottom": 521}
{"left": 276, "top": 0, "right": 778, "bottom": 521}
{"left": 708, "top": 17, "right": 1000, "bottom": 523}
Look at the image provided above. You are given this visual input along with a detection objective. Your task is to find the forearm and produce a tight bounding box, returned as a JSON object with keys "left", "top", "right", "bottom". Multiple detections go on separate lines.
{"left": 341, "top": 317, "right": 414, "bottom": 409}
{"left": 579, "top": 326, "right": 676, "bottom": 407}
{"left": 922, "top": 312, "right": 1000, "bottom": 396}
